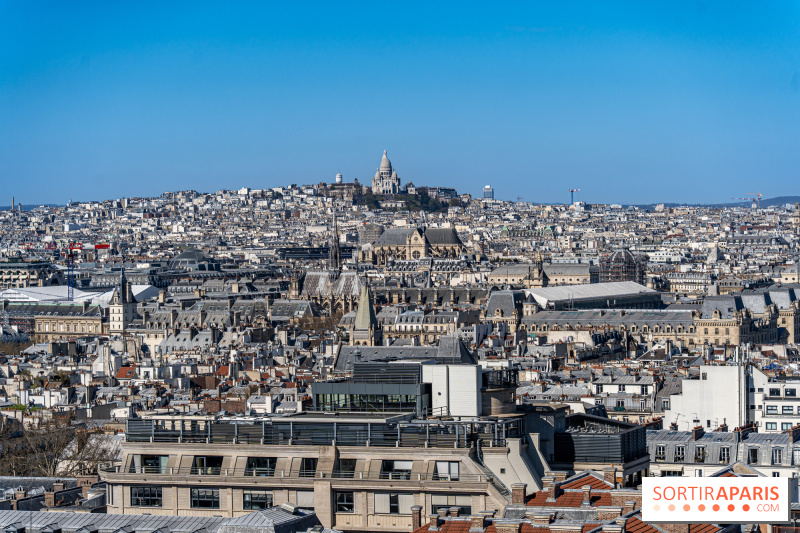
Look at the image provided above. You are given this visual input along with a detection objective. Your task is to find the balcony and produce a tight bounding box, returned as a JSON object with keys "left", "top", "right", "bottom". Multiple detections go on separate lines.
{"left": 101, "top": 465, "right": 496, "bottom": 484}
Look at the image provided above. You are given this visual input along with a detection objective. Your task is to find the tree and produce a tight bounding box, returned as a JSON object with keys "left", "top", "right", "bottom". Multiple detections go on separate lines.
{"left": 0, "top": 417, "right": 121, "bottom": 477}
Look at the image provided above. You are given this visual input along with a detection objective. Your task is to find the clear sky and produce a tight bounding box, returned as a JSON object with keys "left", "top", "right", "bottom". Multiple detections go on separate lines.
{"left": 1, "top": 1, "right": 799, "bottom": 205}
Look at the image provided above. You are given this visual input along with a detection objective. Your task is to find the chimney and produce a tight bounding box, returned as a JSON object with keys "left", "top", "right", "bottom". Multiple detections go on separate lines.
{"left": 788, "top": 425, "right": 800, "bottom": 443}
{"left": 624, "top": 501, "right": 636, "bottom": 513}
{"left": 581, "top": 485, "right": 592, "bottom": 506}
{"left": 553, "top": 471, "right": 568, "bottom": 483}
{"left": 603, "top": 467, "right": 617, "bottom": 487}
{"left": 411, "top": 506, "right": 423, "bottom": 531}
{"left": 449, "top": 507, "right": 460, "bottom": 517}
{"left": 546, "top": 481, "right": 562, "bottom": 502}
{"left": 53, "top": 482, "right": 65, "bottom": 493}
{"left": 691, "top": 426, "right": 704, "bottom": 441}
{"left": 429, "top": 514, "right": 440, "bottom": 531}
{"left": 657, "top": 524, "right": 689, "bottom": 533}
{"left": 469, "top": 515, "right": 485, "bottom": 532}
{"left": 494, "top": 522, "right": 520, "bottom": 533}
{"left": 511, "top": 483, "right": 527, "bottom": 505}
{"left": 44, "top": 490, "right": 55, "bottom": 508}
{"left": 530, "top": 513, "right": 553, "bottom": 525}
{"left": 437, "top": 508, "right": 449, "bottom": 518}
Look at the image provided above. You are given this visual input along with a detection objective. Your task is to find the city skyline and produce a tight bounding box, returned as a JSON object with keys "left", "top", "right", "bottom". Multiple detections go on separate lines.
{"left": 2, "top": 2, "right": 799, "bottom": 205}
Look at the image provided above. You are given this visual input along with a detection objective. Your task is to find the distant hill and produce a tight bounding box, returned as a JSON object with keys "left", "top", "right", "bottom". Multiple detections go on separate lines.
{"left": 631, "top": 196, "right": 800, "bottom": 210}
{"left": 0, "top": 204, "right": 61, "bottom": 211}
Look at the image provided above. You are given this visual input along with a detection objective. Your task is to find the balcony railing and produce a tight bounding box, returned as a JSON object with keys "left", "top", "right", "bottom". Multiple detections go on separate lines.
{"left": 102, "top": 465, "right": 494, "bottom": 483}
{"left": 124, "top": 418, "right": 522, "bottom": 449}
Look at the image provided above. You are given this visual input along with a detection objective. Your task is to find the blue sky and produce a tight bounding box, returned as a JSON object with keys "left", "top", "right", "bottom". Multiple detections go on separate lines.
{"left": 1, "top": 1, "right": 799, "bottom": 205}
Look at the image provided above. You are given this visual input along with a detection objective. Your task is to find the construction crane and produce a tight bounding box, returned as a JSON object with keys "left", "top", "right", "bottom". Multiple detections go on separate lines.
{"left": 747, "top": 192, "right": 764, "bottom": 209}
{"left": 569, "top": 189, "right": 581, "bottom": 204}
{"left": 64, "top": 243, "right": 83, "bottom": 301}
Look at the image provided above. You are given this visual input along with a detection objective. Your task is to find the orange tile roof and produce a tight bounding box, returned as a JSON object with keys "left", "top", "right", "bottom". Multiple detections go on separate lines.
{"left": 561, "top": 474, "right": 613, "bottom": 491}
{"left": 115, "top": 365, "right": 136, "bottom": 379}
{"left": 526, "top": 490, "right": 612, "bottom": 508}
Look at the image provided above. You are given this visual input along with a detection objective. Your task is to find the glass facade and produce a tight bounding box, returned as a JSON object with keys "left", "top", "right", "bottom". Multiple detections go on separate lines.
{"left": 315, "top": 393, "right": 425, "bottom": 413}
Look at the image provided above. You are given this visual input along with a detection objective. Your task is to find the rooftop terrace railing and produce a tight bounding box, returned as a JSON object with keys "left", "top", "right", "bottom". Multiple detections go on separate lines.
{"left": 124, "top": 417, "right": 523, "bottom": 448}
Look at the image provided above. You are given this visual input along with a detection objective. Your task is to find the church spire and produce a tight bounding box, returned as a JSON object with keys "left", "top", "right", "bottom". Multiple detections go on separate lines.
{"left": 329, "top": 206, "right": 342, "bottom": 272}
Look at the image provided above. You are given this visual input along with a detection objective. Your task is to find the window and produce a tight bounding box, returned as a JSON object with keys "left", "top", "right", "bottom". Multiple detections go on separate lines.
{"left": 773, "top": 472, "right": 780, "bottom": 477}
{"left": 300, "top": 457, "right": 317, "bottom": 478}
{"left": 130, "top": 486, "right": 162, "bottom": 507}
{"left": 190, "top": 488, "right": 219, "bottom": 509}
{"left": 773, "top": 448, "right": 783, "bottom": 465}
{"left": 596, "top": 385, "right": 603, "bottom": 393}
{"left": 694, "top": 447, "right": 706, "bottom": 463}
{"left": 766, "top": 422, "right": 777, "bottom": 430}
{"left": 245, "top": 457, "right": 276, "bottom": 476}
{"left": 192, "top": 456, "right": 223, "bottom": 475}
{"left": 770, "top": 389, "right": 781, "bottom": 397}
{"left": 243, "top": 490, "right": 272, "bottom": 510}
{"left": 662, "top": 399, "right": 670, "bottom": 410}
{"left": 619, "top": 385, "right": 626, "bottom": 392}
{"left": 380, "top": 460, "right": 413, "bottom": 480}
{"left": 374, "top": 493, "right": 414, "bottom": 515}
{"left": 616, "top": 400, "right": 625, "bottom": 409}
{"left": 655, "top": 446, "right": 666, "bottom": 461}
{"left": 334, "top": 458, "right": 357, "bottom": 478}
{"left": 793, "top": 448, "right": 800, "bottom": 466}
{"left": 783, "top": 423, "right": 793, "bottom": 431}
{"left": 130, "top": 455, "right": 168, "bottom": 474}
{"left": 787, "top": 389, "right": 797, "bottom": 397}
{"left": 674, "top": 446, "right": 685, "bottom": 463}
{"left": 748, "top": 448, "right": 759, "bottom": 464}
{"left": 783, "top": 406, "right": 794, "bottom": 414}
{"left": 296, "top": 490, "right": 314, "bottom": 509}
{"left": 434, "top": 461, "right": 460, "bottom": 481}
{"left": 767, "top": 405, "right": 778, "bottom": 414}
{"left": 431, "top": 495, "right": 472, "bottom": 516}
{"left": 336, "top": 492, "right": 354, "bottom": 513}
{"left": 719, "top": 447, "right": 730, "bottom": 464}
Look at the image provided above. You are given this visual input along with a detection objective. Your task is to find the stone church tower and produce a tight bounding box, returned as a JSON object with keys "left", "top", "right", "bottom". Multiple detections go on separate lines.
{"left": 109, "top": 268, "right": 137, "bottom": 334}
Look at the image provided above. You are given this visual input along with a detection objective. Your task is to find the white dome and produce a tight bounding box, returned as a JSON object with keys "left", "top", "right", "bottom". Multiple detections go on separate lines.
{"left": 380, "top": 150, "right": 392, "bottom": 171}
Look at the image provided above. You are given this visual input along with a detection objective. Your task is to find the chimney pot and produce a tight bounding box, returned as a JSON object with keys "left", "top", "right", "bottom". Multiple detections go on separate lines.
{"left": 624, "top": 501, "right": 636, "bottom": 513}
{"left": 603, "top": 467, "right": 617, "bottom": 487}
{"left": 511, "top": 483, "right": 527, "bottom": 505}
{"left": 582, "top": 485, "right": 592, "bottom": 506}
{"left": 411, "top": 506, "right": 423, "bottom": 531}
{"left": 469, "top": 515, "right": 485, "bottom": 532}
